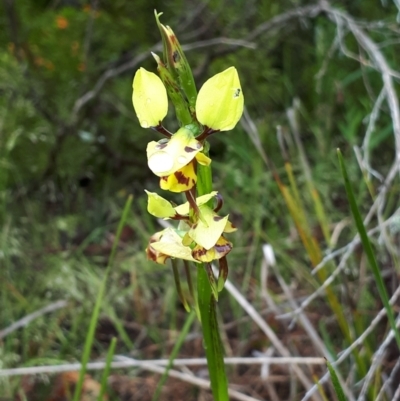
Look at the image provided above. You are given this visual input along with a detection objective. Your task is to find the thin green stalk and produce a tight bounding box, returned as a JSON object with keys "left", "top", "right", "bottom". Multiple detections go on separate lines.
{"left": 338, "top": 149, "right": 400, "bottom": 350}
{"left": 171, "top": 259, "right": 190, "bottom": 312}
{"left": 72, "top": 195, "right": 133, "bottom": 401}
{"left": 151, "top": 310, "right": 196, "bottom": 401}
{"left": 98, "top": 337, "right": 117, "bottom": 401}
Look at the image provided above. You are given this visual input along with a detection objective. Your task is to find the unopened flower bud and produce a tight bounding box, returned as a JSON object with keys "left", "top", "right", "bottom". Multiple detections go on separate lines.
{"left": 155, "top": 11, "right": 197, "bottom": 109}
{"left": 152, "top": 52, "right": 192, "bottom": 126}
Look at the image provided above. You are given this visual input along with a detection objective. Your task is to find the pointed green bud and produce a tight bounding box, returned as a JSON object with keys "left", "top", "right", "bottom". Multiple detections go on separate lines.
{"left": 132, "top": 67, "right": 168, "bottom": 128}
{"left": 152, "top": 52, "right": 192, "bottom": 126}
{"left": 196, "top": 67, "right": 244, "bottom": 131}
{"left": 155, "top": 11, "right": 197, "bottom": 109}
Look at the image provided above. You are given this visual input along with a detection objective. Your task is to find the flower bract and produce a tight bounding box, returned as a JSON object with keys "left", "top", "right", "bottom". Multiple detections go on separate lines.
{"left": 132, "top": 67, "right": 168, "bottom": 128}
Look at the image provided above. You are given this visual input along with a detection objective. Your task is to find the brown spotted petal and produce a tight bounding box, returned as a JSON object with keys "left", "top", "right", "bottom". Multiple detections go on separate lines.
{"left": 147, "top": 126, "right": 203, "bottom": 177}
{"left": 159, "top": 161, "right": 197, "bottom": 193}
{"left": 192, "top": 235, "right": 233, "bottom": 262}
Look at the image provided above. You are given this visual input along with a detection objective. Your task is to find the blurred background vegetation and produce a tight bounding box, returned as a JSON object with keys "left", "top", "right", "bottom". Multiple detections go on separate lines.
{"left": 1, "top": 0, "right": 400, "bottom": 400}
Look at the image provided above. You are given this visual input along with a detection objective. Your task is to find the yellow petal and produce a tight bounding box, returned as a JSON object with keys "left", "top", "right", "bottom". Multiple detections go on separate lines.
{"left": 147, "top": 127, "right": 202, "bottom": 177}
{"left": 132, "top": 67, "right": 168, "bottom": 128}
{"left": 159, "top": 162, "right": 197, "bottom": 193}
{"left": 196, "top": 67, "right": 244, "bottom": 131}
{"left": 224, "top": 220, "right": 237, "bottom": 233}
{"left": 195, "top": 152, "right": 212, "bottom": 166}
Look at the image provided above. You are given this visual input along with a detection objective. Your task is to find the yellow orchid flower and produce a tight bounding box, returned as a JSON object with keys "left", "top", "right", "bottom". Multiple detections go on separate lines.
{"left": 196, "top": 67, "right": 244, "bottom": 131}
{"left": 145, "top": 190, "right": 236, "bottom": 262}
{"left": 132, "top": 67, "right": 168, "bottom": 128}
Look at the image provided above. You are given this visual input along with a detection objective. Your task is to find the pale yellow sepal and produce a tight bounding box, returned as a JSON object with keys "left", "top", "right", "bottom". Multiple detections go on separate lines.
{"left": 132, "top": 67, "right": 168, "bottom": 128}
{"left": 147, "top": 127, "right": 202, "bottom": 177}
{"left": 145, "top": 190, "right": 176, "bottom": 218}
{"left": 196, "top": 67, "right": 244, "bottom": 131}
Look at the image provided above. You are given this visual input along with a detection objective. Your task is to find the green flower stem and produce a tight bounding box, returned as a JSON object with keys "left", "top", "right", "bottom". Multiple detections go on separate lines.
{"left": 196, "top": 160, "right": 229, "bottom": 401}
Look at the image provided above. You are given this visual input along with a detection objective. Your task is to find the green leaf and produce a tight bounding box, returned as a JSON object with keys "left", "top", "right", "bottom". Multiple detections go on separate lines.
{"left": 326, "top": 360, "right": 347, "bottom": 401}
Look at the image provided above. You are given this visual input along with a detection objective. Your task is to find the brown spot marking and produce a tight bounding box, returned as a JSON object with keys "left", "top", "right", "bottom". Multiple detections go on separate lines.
{"left": 184, "top": 146, "right": 196, "bottom": 153}
{"left": 174, "top": 171, "right": 190, "bottom": 185}
{"left": 156, "top": 142, "right": 168, "bottom": 150}
{"left": 213, "top": 216, "right": 223, "bottom": 222}
{"left": 192, "top": 247, "right": 208, "bottom": 258}
{"left": 192, "top": 223, "right": 198, "bottom": 230}
{"left": 146, "top": 246, "right": 157, "bottom": 261}
{"left": 215, "top": 242, "right": 232, "bottom": 255}
{"left": 172, "top": 51, "right": 180, "bottom": 63}
{"left": 191, "top": 178, "right": 196, "bottom": 186}
{"left": 160, "top": 176, "right": 168, "bottom": 182}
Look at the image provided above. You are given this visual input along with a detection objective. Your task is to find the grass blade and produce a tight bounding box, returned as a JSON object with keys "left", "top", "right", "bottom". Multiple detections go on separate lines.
{"left": 72, "top": 195, "right": 133, "bottom": 401}
{"left": 337, "top": 149, "right": 400, "bottom": 349}
{"left": 98, "top": 337, "right": 117, "bottom": 401}
{"left": 326, "top": 360, "right": 347, "bottom": 401}
{"left": 151, "top": 310, "right": 196, "bottom": 401}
